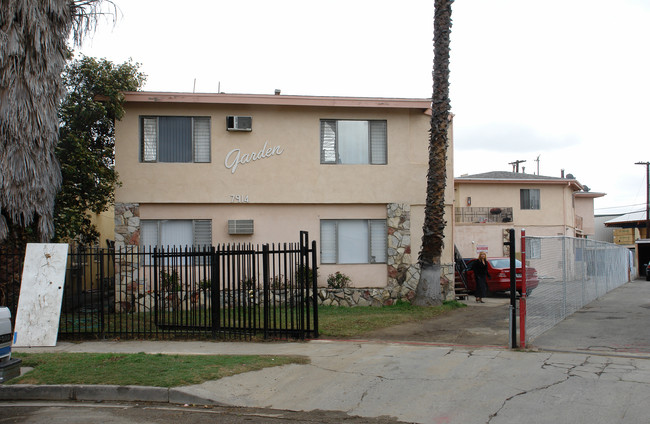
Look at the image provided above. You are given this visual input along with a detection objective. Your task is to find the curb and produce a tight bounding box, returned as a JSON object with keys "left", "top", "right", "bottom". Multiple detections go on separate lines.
{"left": 0, "top": 384, "right": 222, "bottom": 406}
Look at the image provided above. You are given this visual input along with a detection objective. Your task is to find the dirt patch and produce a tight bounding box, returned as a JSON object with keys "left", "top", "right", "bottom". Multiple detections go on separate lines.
{"left": 359, "top": 297, "right": 512, "bottom": 347}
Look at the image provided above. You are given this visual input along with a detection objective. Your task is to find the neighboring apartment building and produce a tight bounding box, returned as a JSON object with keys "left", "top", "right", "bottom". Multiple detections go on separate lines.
{"left": 604, "top": 211, "right": 649, "bottom": 277}
{"left": 113, "top": 92, "right": 456, "bottom": 301}
{"left": 454, "top": 171, "right": 604, "bottom": 258}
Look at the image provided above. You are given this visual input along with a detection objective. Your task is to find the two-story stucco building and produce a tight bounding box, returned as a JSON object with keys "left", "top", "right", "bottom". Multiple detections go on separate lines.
{"left": 454, "top": 171, "right": 604, "bottom": 258}
{"left": 113, "top": 92, "right": 456, "bottom": 303}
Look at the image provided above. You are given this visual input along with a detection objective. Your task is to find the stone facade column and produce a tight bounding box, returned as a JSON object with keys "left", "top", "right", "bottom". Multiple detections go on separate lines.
{"left": 113, "top": 203, "right": 143, "bottom": 312}
{"left": 114, "top": 203, "right": 140, "bottom": 249}
{"left": 386, "top": 203, "right": 420, "bottom": 302}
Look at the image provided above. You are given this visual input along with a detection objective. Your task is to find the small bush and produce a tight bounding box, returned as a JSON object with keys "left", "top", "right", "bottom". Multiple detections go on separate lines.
{"left": 327, "top": 271, "right": 351, "bottom": 289}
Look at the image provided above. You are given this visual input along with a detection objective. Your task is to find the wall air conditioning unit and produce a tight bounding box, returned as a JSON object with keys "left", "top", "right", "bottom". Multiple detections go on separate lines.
{"left": 226, "top": 116, "right": 252, "bottom": 132}
{"left": 228, "top": 219, "right": 254, "bottom": 235}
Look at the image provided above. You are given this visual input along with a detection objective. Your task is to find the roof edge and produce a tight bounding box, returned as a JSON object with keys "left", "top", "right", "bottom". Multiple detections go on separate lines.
{"left": 455, "top": 177, "right": 583, "bottom": 189}
{"left": 121, "top": 91, "right": 432, "bottom": 109}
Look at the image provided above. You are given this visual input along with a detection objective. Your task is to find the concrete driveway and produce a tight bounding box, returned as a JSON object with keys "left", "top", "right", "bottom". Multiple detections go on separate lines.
{"left": 531, "top": 278, "right": 650, "bottom": 356}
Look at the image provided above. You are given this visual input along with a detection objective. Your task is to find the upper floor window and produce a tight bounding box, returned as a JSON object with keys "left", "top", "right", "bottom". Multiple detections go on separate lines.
{"left": 320, "top": 120, "right": 387, "bottom": 164}
{"left": 520, "top": 189, "right": 540, "bottom": 210}
{"left": 320, "top": 219, "right": 387, "bottom": 264}
{"left": 141, "top": 116, "right": 210, "bottom": 163}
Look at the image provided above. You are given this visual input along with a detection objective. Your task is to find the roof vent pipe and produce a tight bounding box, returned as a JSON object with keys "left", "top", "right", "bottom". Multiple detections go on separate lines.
{"left": 561, "top": 169, "right": 565, "bottom": 178}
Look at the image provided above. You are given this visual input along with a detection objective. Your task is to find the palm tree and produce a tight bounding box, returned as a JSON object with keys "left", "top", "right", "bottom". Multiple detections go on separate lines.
{"left": 414, "top": 0, "right": 453, "bottom": 306}
{"left": 0, "top": 0, "right": 113, "bottom": 242}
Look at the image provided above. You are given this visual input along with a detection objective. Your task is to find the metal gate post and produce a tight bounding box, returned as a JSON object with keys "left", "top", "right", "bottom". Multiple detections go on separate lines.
{"left": 210, "top": 246, "right": 219, "bottom": 339}
{"left": 153, "top": 247, "right": 159, "bottom": 326}
{"left": 506, "top": 228, "right": 517, "bottom": 349}
{"left": 300, "top": 232, "right": 310, "bottom": 338}
{"left": 262, "top": 244, "right": 270, "bottom": 339}
{"left": 519, "top": 229, "right": 527, "bottom": 348}
{"left": 99, "top": 247, "right": 105, "bottom": 337}
{"left": 562, "top": 236, "right": 567, "bottom": 318}
{"left": 311, "top": 240, "right": 319, "bottom": 338}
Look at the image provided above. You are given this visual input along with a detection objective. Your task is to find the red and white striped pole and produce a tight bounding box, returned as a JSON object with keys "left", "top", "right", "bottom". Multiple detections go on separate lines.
{"left": 519, "top": 229, "right": 527, "bottom": 348}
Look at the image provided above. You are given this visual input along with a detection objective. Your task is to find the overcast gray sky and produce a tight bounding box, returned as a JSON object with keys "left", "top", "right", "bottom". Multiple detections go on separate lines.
{"left": 77, "top": 0, "right": 650, "bottom": 215}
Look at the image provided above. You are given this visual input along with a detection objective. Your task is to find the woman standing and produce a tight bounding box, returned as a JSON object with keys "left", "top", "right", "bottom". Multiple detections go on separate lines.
{"left": 471, "top": 252, "right": 489, "bottom": 303}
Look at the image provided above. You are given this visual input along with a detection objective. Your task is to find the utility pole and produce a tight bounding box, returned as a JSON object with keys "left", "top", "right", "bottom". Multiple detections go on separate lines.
{"left": 509, "top": 159, "right": 526, "bottom": 173}
{"left": 636, "top": 161, "right": 650, "bottom": 238}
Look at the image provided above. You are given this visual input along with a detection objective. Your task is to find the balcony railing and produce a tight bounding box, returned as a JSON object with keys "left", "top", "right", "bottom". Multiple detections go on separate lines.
{"left": 455, "top": 207, "right": 513, "bottom": 224}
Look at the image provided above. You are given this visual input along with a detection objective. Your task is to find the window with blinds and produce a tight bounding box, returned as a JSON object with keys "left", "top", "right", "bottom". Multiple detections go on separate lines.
{"left": 140, "top": 219, "right": 212, "bottom": 248}
{"left": 320, "top": 120, "right": 387, "bottom": 165}
{"left": 141, "top": 116, "right": 210, "bottom": 163}
{"left": 320, "top": 219, "right": 387, "bottom": 264}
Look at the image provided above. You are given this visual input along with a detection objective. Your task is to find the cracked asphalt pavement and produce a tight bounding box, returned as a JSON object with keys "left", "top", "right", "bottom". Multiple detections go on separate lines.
{"left": 173, "top": 341, "right": 650, "bottom": 424}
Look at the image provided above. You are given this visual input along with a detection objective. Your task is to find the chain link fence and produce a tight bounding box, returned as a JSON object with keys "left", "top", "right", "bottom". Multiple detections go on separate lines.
{"left": 524, "top": 236, "right": 632, "bottom": 343}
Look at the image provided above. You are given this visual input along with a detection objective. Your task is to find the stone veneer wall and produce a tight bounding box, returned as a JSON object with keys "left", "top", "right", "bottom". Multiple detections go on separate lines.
{"left": 113, "top": 203, "right": 144, "bottom": 312}
{"left": 114, "top": 203, "right": 140, "bottom": 250}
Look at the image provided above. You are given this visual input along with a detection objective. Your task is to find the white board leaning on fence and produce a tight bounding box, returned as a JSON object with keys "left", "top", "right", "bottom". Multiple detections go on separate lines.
{"left": 13, "top": 243, "right": 69, "bottom": 347}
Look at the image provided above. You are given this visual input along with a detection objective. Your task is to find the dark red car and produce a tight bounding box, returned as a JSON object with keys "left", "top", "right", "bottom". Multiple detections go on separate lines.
{"left": 460, "top": 257, "right": 539, "bottom": 295}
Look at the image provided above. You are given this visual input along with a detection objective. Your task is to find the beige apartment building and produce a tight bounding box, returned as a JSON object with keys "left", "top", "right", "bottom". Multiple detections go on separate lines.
{"left": 113, "top": 92, "right": 455, "bottom": 302}
{"left": 454, "top": 171, "right": 604, "bottom": 258}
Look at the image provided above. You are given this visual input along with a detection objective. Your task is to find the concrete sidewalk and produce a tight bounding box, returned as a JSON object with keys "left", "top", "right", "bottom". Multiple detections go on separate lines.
{"left": 3, "top": 279, "right": 650, "bottom": 423}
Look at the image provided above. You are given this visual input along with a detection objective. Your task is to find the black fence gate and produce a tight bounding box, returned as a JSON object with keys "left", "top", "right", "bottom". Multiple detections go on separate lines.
{"left": 0, "top": 232, "right": 318, "bottom": 340}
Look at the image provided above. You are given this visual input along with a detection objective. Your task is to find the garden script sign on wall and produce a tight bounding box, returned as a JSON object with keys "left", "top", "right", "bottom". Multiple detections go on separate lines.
{"left": 224, "top": 141, "right": 284, "bottom": 174}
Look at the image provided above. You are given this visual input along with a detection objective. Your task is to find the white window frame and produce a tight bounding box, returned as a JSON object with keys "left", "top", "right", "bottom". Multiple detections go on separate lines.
{"left": 141, "top": 116, "right": 211, "bottom": 163}
{"left": 320, "top": 219, "right": 387, "bottom": 264}
{"left": 320, "top": 120, "right": 387, "bottom": 165}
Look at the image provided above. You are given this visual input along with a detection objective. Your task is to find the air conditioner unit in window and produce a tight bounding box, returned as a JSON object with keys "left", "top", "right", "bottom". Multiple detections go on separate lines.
{"left": 226, "top": 116, "right": 252, "bottom": 132}
{"left": 228, "top": 219, "right": 254, "bottom": 235}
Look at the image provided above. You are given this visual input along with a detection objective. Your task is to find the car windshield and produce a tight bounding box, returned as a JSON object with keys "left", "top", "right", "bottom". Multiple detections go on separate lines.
{"left": 488, "top": 259, "right": 522, "bottom": 269}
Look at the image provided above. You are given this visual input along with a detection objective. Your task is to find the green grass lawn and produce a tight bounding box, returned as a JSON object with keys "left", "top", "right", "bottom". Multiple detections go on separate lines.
{"left": 9, "top": 300, "right": 464, "bottom": 386}
{"left": 10, "top": 352, "right": 308, "bottom": 387}
{"left": 318, "top": 300, "right": 465, "bottom": 338}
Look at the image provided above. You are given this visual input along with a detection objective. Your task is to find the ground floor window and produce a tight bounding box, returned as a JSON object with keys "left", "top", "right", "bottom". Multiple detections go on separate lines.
{"left": 320, "top": 219, "right": 386, "bottom": 264}
{"left": 140, "top": 219, "right": 212, "bottom": 249}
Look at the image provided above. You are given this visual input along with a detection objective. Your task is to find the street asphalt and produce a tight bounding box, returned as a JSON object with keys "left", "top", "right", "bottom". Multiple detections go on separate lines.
{"left": 3, "top": 278, "right": 650, "bottom": 423}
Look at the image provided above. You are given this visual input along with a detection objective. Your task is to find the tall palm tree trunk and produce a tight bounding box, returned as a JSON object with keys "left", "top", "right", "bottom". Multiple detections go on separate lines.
{"left": 0, "top": 0, "right": 107, "bottom": 242}
{"left": 414, "top": 0, "right": 453, "bottom": 306}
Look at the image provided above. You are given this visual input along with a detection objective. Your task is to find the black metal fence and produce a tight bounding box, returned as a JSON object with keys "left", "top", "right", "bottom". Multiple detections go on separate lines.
{"left": 0, "top": 245, "right": 23, "bottom": 328}
{"left": 0, "top": 232, "right": 319, "bottom": 340}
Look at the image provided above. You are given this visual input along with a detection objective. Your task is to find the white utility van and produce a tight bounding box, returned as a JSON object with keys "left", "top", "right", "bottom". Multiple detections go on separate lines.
{"left": 0, "top": 306, "right": 12, "bottom": 362}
